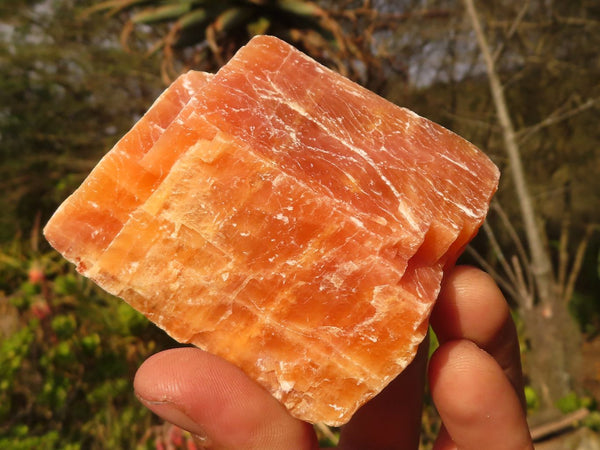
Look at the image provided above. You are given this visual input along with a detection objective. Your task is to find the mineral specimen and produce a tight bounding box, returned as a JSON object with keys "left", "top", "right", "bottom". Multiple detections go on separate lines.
{"left": 44, "top": 35, "right": 499, "bottom": 426}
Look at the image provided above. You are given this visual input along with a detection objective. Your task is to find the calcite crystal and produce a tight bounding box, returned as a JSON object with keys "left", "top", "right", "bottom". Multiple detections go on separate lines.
{"left": 44, "top": 35, "right": 499, "bottom": 426}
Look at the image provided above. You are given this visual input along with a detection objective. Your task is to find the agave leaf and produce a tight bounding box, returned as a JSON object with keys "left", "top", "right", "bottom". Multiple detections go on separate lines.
{"left": 131, "top": 3, "right": 193, "bottom": 24}
{"left": 213, "top": 6, "right": 254, "bottom": 33}
{"left": 119, "top": 19, "right": 136, "bottom": 51}
{"left": 246, "top": 16, "right": 270, "bottom": 36}
{"left": 177, "top": 8, "right": 211, "bottom": 30}
{"left": 276, "top": 0, "right": 324, "bottom": 18}
{"left": 82, "top": 0, "right": 152, "bottom": 18}
{"left": 170, "top": 7, "right": 224, "bottom": 48}
{"left": 145, "top": 38, "right": 166, "bottom": 56}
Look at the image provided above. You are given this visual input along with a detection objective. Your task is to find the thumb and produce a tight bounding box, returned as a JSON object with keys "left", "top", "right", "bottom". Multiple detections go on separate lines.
{"left": 134, "top": 347, "right": 318, "bottom": 449}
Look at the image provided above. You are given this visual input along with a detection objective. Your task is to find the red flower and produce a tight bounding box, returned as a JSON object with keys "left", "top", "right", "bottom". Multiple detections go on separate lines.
{"left": 28, "top": 266, "right": 45, "bottom": 284}
{"left": 31, "top": 299, "right": 51, "bottom": 320}
{"left": 168, "top": 424, "right": 184, "bottom": 447}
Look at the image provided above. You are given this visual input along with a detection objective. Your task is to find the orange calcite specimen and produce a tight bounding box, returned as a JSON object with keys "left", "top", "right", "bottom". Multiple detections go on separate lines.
{"left": 44, "top": 36, "right": 499, "bottom": 426}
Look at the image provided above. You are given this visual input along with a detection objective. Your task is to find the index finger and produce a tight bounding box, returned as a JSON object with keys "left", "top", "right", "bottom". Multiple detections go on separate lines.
{"left": 429, "top": 265, "right": 525, "bottom": 407}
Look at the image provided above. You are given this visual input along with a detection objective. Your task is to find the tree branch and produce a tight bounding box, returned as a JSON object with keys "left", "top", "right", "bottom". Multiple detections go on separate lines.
{"left": 563, "top": 224, "right": 597, "bottom": 303}
{"left": 463, "top": 0, "right": 555, "bottom": 306}
{"left": 442, "top": 110, "right": 500, "bottom": 131}
{"left": 517, "top": 97, "right": 600, "bottom": 145}
{"left": 530, "top": 408, "right": 590, "bottom": 442}
{"left": 482, "top": 221, "right": 519, "bottom": 288}
{"left": 512, "top": 255, "right": 533, "bottom": 310}
{"left": 492, "top": 201, "right": 534, "bottom": 295}
{"left": 492, "top": 0, "right": 530, "bottom": 63}
{"left": 557, "top": 213, "right": 570, "bottom": 298}
{"left": 465, "top": 245, "right": 522, "bottom": 302}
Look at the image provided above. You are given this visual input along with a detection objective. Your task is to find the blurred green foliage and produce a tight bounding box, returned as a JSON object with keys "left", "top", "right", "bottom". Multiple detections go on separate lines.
{"left": 0, "top": 262, "right": 215, "bottom": 448}
{"left": 0, "top": 223, "right": 209, "bottom": 449}
{"left": 525, "top": 385, "right": 540, "bottom": 412}
{"left": 0, "top": 1, "right": 192, "bottom": 446}
{"left": 0, "top": 231, "right": 184, "bottom": 448}
{"left": 556, "top": 391, "right": 597, "bottom": 415}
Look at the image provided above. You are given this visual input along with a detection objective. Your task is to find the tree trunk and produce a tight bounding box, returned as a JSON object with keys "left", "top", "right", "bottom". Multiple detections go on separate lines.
{"left": 463, "top": 0, "right": 582, "bottom": 411}
{"left": 521, "top": 304, "right": 582, "bottom": 411}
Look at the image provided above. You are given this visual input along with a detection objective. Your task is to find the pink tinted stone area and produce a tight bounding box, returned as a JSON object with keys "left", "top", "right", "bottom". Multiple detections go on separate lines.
{"left": 44, "top": 35, "right": 499, "bottom": 426}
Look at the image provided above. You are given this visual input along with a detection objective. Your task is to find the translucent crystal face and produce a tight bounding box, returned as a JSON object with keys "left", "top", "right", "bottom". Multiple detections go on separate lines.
{"left": 44, "top": 36, "right": 499, "bottom": 426}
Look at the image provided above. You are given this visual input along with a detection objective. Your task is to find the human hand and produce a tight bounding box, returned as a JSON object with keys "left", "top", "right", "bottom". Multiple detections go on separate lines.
{"left": 134, "top": 266, "right": 533, "bottom": 449}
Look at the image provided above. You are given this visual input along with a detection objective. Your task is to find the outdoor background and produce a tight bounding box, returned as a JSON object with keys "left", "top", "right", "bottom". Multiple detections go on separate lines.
{"left": 1, "top": 0, "right": 599, "bottom": 448}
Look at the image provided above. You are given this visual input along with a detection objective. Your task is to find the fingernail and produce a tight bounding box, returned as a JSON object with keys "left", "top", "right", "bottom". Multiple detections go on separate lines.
{"left": 136, "top": 395, "right": 211, "bottom": 444}
{"left": 191, "top": 432, "right": 213, "bottom": 449}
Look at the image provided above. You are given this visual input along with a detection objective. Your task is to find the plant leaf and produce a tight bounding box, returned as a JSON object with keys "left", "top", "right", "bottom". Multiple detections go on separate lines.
{"left": 276, "top": 0, "right": 324, "bottom": 18}
{"left": 246, "top": 16, "right": 270, "bottom": 36}
{"left": 213, "top": 6, "right": 254, "bottom": 33}
{"left": 131, "top": 3, "right": 193, "bottom": 24}
{"left": 177, "top": 8, "right": 210, "bottom": 30}
{"left": 81, "top": 0, "right": 152, "bottom": 19}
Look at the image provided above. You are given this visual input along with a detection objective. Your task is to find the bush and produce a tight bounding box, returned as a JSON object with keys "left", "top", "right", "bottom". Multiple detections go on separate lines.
{"left": 0, "top": 235, "right": 179, "bottom": 449}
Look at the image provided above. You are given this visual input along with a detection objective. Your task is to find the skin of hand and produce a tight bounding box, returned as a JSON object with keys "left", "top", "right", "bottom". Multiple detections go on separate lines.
{"left": 134, "top": 266, "right": 534, "bottom": 449}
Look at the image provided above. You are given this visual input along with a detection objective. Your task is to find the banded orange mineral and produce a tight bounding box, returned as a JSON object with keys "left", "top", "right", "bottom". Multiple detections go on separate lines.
{"left": 44, "top": 35, "right": 500, "bottom": 426}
